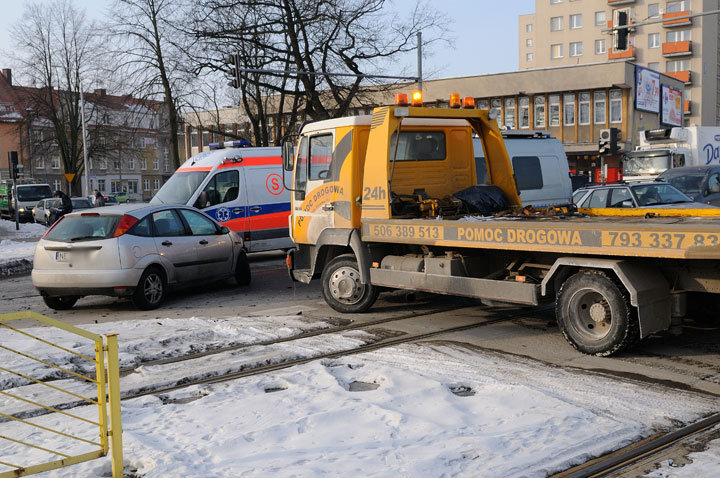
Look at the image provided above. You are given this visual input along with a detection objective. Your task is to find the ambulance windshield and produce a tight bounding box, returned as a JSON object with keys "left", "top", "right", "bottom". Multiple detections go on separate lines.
{"left": 151, "top": 171, "right": 209, "bottom": 205}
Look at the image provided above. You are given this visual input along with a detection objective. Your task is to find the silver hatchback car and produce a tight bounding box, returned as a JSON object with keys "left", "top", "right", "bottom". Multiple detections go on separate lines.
{"left": 32, "top": 204, "right": 250, "bottom": 310}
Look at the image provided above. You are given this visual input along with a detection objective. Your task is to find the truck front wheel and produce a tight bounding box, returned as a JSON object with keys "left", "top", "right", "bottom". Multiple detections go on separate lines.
{"left": 321, "top": 254, "right": 379, "bottom": 313}
{"left": 556, "top": 270, "right": 638, "bottom": 356}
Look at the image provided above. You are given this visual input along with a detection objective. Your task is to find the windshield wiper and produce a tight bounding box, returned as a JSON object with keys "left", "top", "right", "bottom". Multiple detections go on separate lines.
{"left": 70, "top": 236, "right": 97, "bottom": 241}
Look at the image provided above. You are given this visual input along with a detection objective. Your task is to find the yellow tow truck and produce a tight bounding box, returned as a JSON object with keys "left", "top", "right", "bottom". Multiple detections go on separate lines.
{"left": 282, "top": 92, "right": 720, "bottom": 356}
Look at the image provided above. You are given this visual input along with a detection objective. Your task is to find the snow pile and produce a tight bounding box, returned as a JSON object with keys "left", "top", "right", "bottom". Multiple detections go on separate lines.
{"left": 0, "top": 220, "right": 45, "bottom": 274}
{"left": 0, "top": 219, "right": 47, "bottom": 239}
{"left": 1, "top": 317, "right": 719, "bottom": 477}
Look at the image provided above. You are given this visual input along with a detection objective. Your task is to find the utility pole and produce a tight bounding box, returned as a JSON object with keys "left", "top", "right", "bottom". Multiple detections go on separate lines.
{"left": 417, "top": 31, "right": 423, "bottom": 93}
{"left": 79, "top": 79, "right": 90, "bottom": 197}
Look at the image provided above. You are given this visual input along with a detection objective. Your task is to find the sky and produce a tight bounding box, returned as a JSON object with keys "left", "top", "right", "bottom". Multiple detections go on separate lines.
{"left": 0, "top": 0, "right": 536, "bottom": 81}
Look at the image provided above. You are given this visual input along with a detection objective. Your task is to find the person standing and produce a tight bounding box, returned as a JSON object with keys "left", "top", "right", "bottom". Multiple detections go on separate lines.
{"left": 93, "top": 189, "right": 106, "bottom": 207}
{"left": 48, "top": 190, "right": 73, "bottom": 225}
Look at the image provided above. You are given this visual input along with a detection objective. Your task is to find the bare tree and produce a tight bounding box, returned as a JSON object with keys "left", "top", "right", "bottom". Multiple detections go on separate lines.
{"left": 190, "top": 0, "right": 447, "bottom": 146}
{"left": 108, "top": 0, "right": 195, "bottom": 169}
{"left": 9, "top": 0, "right": 105, "bottom": 194}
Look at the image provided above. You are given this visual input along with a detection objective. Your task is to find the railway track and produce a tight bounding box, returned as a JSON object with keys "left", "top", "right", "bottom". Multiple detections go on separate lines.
{"left": 554, "top": 413, "right": 720, "bottom": 477}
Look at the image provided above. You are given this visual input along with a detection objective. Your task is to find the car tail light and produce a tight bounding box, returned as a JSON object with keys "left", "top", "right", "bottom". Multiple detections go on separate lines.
{"left": 81, "top": 212, "right": 100, "bottom": 217}
{"left": 113, "top": 214, "right": 139, "bottom": 237}
{"left": 41, "top": 215, "right": 64, "bottom": 239}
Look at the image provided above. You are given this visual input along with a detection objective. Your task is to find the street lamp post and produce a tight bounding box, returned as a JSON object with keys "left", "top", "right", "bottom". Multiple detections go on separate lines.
{"left": 25, "top": 108, "right": 35, "bottom": 179}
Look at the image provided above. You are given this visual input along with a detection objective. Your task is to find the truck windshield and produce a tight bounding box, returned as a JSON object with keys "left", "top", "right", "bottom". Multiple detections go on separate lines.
{"left": 17, "top": 185, "right": 52, "bottom": 201}
{"left": 150, "top": 171, "right": 209, "bottom": 205}
{"left": 623, "top": 155, "right": 671, "bottom": 177}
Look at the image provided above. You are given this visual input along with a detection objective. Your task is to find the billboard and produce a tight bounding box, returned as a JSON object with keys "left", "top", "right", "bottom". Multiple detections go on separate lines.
{"left": 661, "top": 85, "right": 683, "bottom": 127}
{"left": 635, "top": 65, "right": 660, "bottom": 113}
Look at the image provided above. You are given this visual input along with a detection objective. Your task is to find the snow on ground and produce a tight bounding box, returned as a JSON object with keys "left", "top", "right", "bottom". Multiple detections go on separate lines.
{"left": 0, "top": 218, "right": 47, "bottom": 240}
{"left": 0, "top": 219, "right": 45, "bottom": 273}
{"left": 646, "top": 426, "right": 720, "bottom": 478}
{"left": 1, "top": 317, "right": 719, "bottom": 477}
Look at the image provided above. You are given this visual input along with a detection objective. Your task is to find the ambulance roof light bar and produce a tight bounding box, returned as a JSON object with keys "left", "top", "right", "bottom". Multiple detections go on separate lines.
{"left": 209, "top": 139, "right": 252, "bottom": 150}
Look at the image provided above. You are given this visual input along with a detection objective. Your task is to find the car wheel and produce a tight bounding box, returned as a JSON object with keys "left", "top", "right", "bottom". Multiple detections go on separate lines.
{"left": 235, "top": 250, "right": 251, "bottom": 286}
{"left": 43, "top": 296, "right": 78, "bottom": 310}
{"left": 321, "top": 254, "right": 379, "bottom": 313}
{"left": 556, "top": 270, "right": 638, "bottom": 356}
{"left": 132, "top": 266, "right": 167, "bottom": 310}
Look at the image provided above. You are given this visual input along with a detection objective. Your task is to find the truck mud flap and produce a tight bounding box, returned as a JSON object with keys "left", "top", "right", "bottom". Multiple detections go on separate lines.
{"left": 370, "top": 269, "right": 539, "bottom": 305}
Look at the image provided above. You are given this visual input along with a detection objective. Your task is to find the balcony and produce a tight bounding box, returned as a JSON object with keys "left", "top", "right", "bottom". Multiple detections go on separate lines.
{"left": 608, "top": 0, "right": 636, "bottom": 4}
{"left": 684, "top": 100, "right": 691, "bottom": 115}
{"left": 662, "top": 40, "right": 692, "bottom": 57}
{"left": 663, "top": 11, "right": 692, "bottom": 27}
{"left": 608, "top": 46, "right": 636, "bottom": 60}
{"left": 666, "top": 70, "right": 691, "bottom": 84}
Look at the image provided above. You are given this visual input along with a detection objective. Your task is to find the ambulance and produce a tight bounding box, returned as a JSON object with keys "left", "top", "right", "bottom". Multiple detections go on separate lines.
{"left": 151, "top": 142, "right": 293, "bottom": 252}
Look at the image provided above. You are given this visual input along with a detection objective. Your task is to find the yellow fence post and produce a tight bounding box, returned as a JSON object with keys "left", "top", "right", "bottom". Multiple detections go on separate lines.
{"left": 104, "top": 334, "right": 123, "bottom": 478}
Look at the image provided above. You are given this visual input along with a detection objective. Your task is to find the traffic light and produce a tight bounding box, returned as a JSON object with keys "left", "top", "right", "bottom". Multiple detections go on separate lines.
{"left": 613, "top": 10, "right": 629, "bottom": 51}
{"left": 225, "top": 53, "right": 241, "bottom": 89}
{"left": 609, "top": 127, "right": 621, "bottom": 154}
{"left": 599, "top": 129, "right": 610, "bottom": 154}
{"left": 8, "top": 151, "right": 19, "bottom": 179}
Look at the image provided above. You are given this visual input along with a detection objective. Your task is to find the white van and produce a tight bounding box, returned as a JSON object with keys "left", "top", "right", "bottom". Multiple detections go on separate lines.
{"left": 151, "top": 144, "right": 293, "bottom": 252}
{"left": 473, "top": 131, "right": 572, "bottom": 207}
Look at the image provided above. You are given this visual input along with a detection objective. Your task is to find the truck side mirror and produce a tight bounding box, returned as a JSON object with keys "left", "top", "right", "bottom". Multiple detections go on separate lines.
{"left": 282, "top": 138, "right": 295, "bottom": 171}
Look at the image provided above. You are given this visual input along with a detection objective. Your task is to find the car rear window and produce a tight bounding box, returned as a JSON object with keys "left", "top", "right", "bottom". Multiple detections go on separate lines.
{"left": 45, "top": 215, "right": 120, "bottom": 242}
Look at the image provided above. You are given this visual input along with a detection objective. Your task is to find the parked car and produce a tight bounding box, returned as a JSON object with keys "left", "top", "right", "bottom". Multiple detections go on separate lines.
{"left": 33, "top": 198, "right": 61, "bottom": 225}
{"left": 71, "top": 197, "right": 94, "bottom": 211}
{"left": 656, "top": 165, "right": 720, "bottom": 206}
{"left": 103, "top": 195, "right": 119, "bottom": 205}
{"left": 572, "top": 181, "right": 716, "bottom": 209}
{"left": 31, "top": 204, "right": 251, "bottom": 311}
{"left": 114, "top": 191, "right": 130, "bottom": 203}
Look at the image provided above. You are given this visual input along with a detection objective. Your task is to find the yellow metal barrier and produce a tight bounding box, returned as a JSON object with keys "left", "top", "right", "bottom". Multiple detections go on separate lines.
{"left": 0, "top": 311, "right": 122, "bottom": 477}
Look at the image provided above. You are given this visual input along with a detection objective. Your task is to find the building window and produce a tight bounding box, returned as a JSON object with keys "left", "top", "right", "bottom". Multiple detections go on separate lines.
{"left": 578, "top": 92, "right": 591, "bottom": 125}
{"left": 648, "top": 33, "right": 660, "bottom": 48}
{"left": 666, "top": 1, "right": 690, "bottom": 14}
{"left": 504, "top": 98, "right": 515, "bottom": 129}
{"left": 595, "top": 39, "right": 606, "bottom": 54}
{"left": 141, "top": 158, "right": 147, "bottom": 170}
{"left": 594, "top": 91, "right": 606, "bottom": 124}
{"left": 153, "top": 159, "right": 160, "bottom": 170}
{"left": 114, "top": 159, "right": 121, "bottom": 169}
{"left": 534, "top": 96, "right": 546, "bottom": 128}
{"left": 667, "top": 30, "right": 691, "bottom": 42}
{"left": 98, "top": 179, "right": 106, "bottom": 192}
{"left": 526, "top": 23, "right": 534, "bottom": 32}
{"left": 549, "top": 95, "right": 560, "bottom": 127}
{"left": 164, "top": 159, "right": 170, "bottom": 172}
{"left": 563, "top": 93, "right": 576, "bottom": 126}
{"left": 666, "top": 59, "right": 691, "bottom": 72}
{"left": 53, "top": 180, "right": 61, "bottom": 191}
{"left": 100, "top": 159, "right": 107, "bottom": 170}
{"left": 648, "top": 3, "right": 660, "bottom": 18}
{"left": 128, "top": 158, "right": 135, "bottom": 170}
{"left": 526, "top": 38, "right": 533, "bottom": 47}
{"left": 128, "top": 180, "right": 138, "bottom": 194}
{"left": 153, "top": 178, "right": 160, "bottom": 190}
{"left": 526, "top": 53, "right": 534, "bottom": 62}
{"left": 550, "top": 16, "right": 564, "bottom": 31}
{"left": 51, "top": 157, "right": 60, "bottom": 169}
{"left": 610, "top": 90, "right": 622, "bottom": 123}
{"left": 491, "top": 99, "right": 502, "bottom": 127}
{"left": 570, "top": 14, "right": 582, "bottom": 29}
{"left": 519, "top": 97, "right": 530, "bottom": 129}
{"left": 570, "top": 42, "right": 583, "bottom": 56}
{"left": 550, "top": 0, "right": 562, "bottom": 4}
{"left": 35, "top": 158, "right": 44, "bottom": 169}
{"left": 551, "top": 43, "right": 564, "bottom": 58}
{"left": 143, "top": 179, "right": 150, "bottom": 191}
{"left": 648, "top": 62, "right": 660, "bottom": 71}
{"left": 111, "top": 181, "right": 119, "bottom": 193}
{"left": 595, "top": 11, "right": 606, "bottom": 26}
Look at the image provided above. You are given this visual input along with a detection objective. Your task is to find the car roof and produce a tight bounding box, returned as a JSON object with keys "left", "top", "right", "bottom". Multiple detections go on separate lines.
{"left": 63, "top": 203, "right": 203, "bottom": 219}
{"left": 578, "top": 181, "right": 667, "bottom": 190}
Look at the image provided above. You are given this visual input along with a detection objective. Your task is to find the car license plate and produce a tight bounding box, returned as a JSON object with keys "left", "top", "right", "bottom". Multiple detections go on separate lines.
{"left": 55, "top": 251, "right": 69, "bottom": 262}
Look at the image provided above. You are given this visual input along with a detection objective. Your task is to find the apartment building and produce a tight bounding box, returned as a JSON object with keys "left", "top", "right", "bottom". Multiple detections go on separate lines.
{"left": 519, "top": 0, "right": 719, "bottom": 127}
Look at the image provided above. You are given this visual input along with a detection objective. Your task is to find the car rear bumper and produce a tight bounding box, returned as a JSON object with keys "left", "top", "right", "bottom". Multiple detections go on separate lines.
{"left": 32, "top": 268, "right": 143, "bottom": 296}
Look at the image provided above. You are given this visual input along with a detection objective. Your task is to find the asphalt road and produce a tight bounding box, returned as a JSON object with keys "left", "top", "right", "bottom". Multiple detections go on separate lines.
{"left": 2, "top": 250, "right": 720, "bottom": 398}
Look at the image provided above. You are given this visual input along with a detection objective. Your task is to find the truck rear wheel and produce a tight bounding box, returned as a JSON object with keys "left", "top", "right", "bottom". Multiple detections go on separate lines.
{"left": 556, "top": 270, "right": 638, "bottom": 356}
{"left": 321, "top": 254, "right": 379, "bottom": 313}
